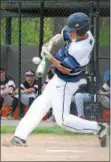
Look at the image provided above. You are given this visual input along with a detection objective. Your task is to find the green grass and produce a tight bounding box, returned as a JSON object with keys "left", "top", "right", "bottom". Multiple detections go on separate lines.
{"left": 1, "top": 125, "right": 91, "bottom": 135}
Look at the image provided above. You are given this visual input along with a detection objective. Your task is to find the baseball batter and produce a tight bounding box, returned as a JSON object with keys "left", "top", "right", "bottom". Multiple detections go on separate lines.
{"left": 4, "top": 12, "right": 108, "bottom": 147}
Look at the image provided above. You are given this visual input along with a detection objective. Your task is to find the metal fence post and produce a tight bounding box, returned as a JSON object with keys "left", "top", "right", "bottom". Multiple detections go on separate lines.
{"left": 0, "top": 0, "right": 109, "bottom": 123}
{"left": 38, "top": 0, "right": 45, "bottom": 95}
{"left": 89, "top": 0, "right": 95, "bottom": 102}
{"left": 95, "top": 0, "right": 100, "bottom": 102}
{"left": 0, "top": 1, "right": 1, "bottom": 69}
{"left": 5, "top": 17, "right": 12, "bottom": 45}
{"left": 18, "top": 2, "right": 22, "bottom": 119}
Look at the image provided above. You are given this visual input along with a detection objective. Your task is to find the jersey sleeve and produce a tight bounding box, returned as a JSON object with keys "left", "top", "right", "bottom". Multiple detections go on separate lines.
{"left": 60, "top": 55, "right": 80, "bottom": 69}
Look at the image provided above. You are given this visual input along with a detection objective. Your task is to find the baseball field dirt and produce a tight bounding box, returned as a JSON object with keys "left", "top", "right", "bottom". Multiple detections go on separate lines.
{"left": 1, "top": 134, "right": 109, "bottom": 161}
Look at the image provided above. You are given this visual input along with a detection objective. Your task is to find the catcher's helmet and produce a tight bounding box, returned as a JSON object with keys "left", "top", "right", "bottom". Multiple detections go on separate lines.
{"left": 64, "top": 12, "right": 90, "bottom": 36}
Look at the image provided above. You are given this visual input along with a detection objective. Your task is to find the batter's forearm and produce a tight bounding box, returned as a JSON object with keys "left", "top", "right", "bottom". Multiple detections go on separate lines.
{"left": 50, "top": 56, "right": 72, "bottom": 74}
{"left": 41, "top": 46, "right": 72, "bottom": 74}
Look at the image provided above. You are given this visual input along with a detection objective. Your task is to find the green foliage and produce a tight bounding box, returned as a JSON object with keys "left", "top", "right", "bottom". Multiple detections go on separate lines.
{"left": 1, "top": 19, "right": 6, "bottom": 44}
{"left": 11, "top": 17, "right": 53, "bottom": 45}
{"left": 22, "top": 18, "right": 39, "bottom": 45}
{"left": 44, "top": 18, "right": 53, "bottom": 43}
{"left": 99, "top": 18, "right": 109, "bottom": 47}
{"left": 11, "top": 18, "right": 19, "bottom": 45}
{"left": 1, "top": 17, "right": 109, "bottom": 47}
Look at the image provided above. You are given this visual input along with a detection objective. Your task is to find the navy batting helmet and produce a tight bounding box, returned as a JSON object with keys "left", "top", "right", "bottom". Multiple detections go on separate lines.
{"left": 64, "top": 12, "right": 90, "bottom": 36}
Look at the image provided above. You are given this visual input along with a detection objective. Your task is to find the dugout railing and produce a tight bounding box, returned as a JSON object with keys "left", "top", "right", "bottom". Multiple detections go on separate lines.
{"left": 0, "top": 0, "right": 110, "bottom": 120}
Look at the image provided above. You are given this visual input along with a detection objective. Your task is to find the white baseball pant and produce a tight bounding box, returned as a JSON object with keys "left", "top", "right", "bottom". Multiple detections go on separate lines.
{"left": 14, "top": 74, "right": 100, "bottom": 140}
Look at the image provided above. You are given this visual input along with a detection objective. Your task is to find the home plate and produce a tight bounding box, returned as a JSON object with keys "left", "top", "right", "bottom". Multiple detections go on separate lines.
{"left": 46, "top": 149, "right": 84, "bottom": 153}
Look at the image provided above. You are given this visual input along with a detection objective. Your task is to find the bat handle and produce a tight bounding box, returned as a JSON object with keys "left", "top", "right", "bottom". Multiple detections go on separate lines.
{"left": 36, "top": 55, "right": 46, "bottom": 77}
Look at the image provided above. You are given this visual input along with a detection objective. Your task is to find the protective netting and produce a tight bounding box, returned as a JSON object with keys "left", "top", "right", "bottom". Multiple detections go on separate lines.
{"left": 0, "top": 0, "right": 110, "bottom": 120}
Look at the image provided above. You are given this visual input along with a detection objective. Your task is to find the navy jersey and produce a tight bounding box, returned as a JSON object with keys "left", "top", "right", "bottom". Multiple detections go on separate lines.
{"left": 55, "top": 31, "right": 94, "bottom": 82}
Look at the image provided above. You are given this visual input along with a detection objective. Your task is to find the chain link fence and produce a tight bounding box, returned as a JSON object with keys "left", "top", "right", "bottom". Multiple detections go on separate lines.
{"left": 0, "top": 0, "right": 110, "bottom": 120}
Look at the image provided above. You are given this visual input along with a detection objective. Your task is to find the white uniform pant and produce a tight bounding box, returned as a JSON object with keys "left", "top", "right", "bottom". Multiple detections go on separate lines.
{"left": 14, "top": 75, "right": 99, "bottom": 140}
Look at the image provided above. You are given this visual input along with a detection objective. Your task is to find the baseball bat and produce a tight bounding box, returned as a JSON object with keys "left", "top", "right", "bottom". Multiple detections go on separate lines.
{"left": 36, "top": 55, "right": 46, "bottom": 77}
{"left": 36, "top": 34, "right": 62, "bottom": 77}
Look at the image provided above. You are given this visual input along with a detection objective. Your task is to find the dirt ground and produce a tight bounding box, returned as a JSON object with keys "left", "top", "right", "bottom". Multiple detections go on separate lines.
{"left": 1, "top": 134, "right": 109, "bottom": 161}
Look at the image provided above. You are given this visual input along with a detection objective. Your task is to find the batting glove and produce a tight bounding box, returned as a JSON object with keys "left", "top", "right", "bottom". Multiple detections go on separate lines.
{"left": 41, "top": 46, "right": 52, "bottom": 60}
{"left": 41, "top": 42, "right": 52, "bottom": 58}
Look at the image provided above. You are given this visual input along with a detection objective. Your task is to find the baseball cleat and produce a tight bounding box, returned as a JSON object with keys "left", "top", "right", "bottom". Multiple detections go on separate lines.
{"left": 98, "top": 123, "right": 108, "bottom": 147}
{"left": 2, "top": 136, "right": 28, "bottom": 147}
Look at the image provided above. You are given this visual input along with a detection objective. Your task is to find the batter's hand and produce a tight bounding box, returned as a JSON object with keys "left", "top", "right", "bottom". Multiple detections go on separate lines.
{"left": 41, "top": 46, "right": 47, "bottom": 57}
{"left": 41, "top": 34, "right": 62, "bottom": 58}
{"left": 41, "top": 46, "right": 52, "bottom": 60}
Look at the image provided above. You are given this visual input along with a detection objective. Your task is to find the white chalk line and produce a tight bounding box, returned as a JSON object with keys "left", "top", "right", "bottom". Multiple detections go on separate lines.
{"left": 36, "top": 140, "right": 79, "bottom": 146}
{"left": 46, "top": 149, "right": 85, "bottom": 153}
{"left": 35, "top": 154, "right": 81, "bottom": 158}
